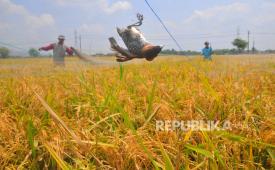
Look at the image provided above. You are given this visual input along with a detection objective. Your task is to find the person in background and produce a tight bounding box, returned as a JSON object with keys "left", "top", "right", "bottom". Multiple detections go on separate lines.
{"left": 39, "top": 35, "right": 73, "bottom": 66}
{"left": 202, "top": 41, "right": 213, "bottom": 60}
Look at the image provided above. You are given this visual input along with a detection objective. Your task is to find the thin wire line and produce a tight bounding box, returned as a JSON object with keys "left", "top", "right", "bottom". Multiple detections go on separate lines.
{"left": 144, "top": 0, "right": 183, "bottom": 51}
{"left": 0, "top": 41, "right": 26, "bottom": 51}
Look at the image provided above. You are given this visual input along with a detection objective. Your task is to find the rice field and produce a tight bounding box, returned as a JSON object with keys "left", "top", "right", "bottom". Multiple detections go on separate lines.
{"left": 0, "top": 55, "right": 274, "bottom": 169}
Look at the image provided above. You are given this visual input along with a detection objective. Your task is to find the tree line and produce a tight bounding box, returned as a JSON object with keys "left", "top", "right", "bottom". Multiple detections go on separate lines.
{"left": 0, "top": 47, "right": 40, "bottom": 58}
{"left": 161, "top": 38, "right": 275, "bottom": 55}
{"left": 0, "top": 38, "right": 275, "bottom": 58}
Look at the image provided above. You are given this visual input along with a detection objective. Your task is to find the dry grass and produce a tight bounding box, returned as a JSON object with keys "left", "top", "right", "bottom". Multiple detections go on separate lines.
{"left": 0, "top": 55, "right": 274, "bottom": 169}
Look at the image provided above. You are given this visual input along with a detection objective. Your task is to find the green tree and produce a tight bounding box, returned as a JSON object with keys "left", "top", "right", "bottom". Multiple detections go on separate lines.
{"left": 252, "top": 47, "right": 258, "bottom": 54}
{"left": 28, "top": 48, "right": 40, "bottom": 57}
{"left": 0, "top": 47, "right": 10, "bottom": 58}
{"left": 232, "top": 38, "right": 248, "bottom": 52}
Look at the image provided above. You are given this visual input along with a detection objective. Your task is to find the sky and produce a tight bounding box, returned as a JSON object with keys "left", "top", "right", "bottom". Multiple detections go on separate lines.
{"left": 0, "top": 0, "right": 275, "bottom": 55}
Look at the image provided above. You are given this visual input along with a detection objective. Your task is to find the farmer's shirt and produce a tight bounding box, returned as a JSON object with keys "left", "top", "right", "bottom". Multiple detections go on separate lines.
{"left": 202, "top": 47, "right": 212, "bottom": 59}
{"left": 40, "top": 43, "right": 73, "bottom": 65}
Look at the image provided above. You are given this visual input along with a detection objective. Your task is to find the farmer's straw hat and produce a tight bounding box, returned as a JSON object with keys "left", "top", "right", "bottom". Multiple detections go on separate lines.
{"left": 58, "top": 35, "right": 65, "bottom": 40}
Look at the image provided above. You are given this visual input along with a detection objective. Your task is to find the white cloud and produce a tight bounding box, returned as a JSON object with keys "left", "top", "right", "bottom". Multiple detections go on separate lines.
{"left": 1, "top": 0, "right": 274, "bottom": 55}
{"left": 102, "top": 1, "right": 132, "bottom": 14}
{"left": 269, "top": 2, "right": 275, "bottom": 9}
{"left": 78, "top": 23, "right": 105, "bottom": 34}
{"left": 0, "top": 21, "right": 9, "bottom": 30}
{"left": 55, "top": 0, "right": 132, "bottom": 14}
{"left": 0, "top": 0, "right": 26, "bottom": 14}
{"left": 26, "top": 14, "right": 55, "bottom": 29}
{"left": 0, "top": 0, "right": 56, "bottom": 55}
{"left": 253, "top": 14, "right": 275, "bottom": 24}
{"left": 185, "top": 3, "right": 249, "bottom": 23}
{"left": 176, "top": 2, "right": 275, "bottom": 50}
{"left": 0, "top": 0, "right": 55, "bottom": 28}
{"left": 252, "top": 2, "right": 275, "bottom": 23}
{"left": 180, "top": 2, "right": 251, "bottom": 37}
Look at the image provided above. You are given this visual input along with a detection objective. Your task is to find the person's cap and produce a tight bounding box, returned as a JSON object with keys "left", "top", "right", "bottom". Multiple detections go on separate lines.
{"left": 204, "top": 41, "right": 209, "bottom": 45}
{"left": 58, "top": 35, "right": 65, "bottom": 40}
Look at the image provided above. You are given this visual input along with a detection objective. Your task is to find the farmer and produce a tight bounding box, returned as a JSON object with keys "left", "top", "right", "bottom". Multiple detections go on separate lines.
{"left": 39, "top": 35, "right": 73, "bottom": 66}
{"left": 202, "top": 41, "right": 213, "bottom": 60}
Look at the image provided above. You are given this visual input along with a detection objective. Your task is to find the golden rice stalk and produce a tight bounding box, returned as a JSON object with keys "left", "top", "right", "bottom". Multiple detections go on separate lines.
{"left": 44, "top": 143, "right": 71, "bottom": 170}
{"left": 34, "top": 91, "right": 82, "bottom": 145}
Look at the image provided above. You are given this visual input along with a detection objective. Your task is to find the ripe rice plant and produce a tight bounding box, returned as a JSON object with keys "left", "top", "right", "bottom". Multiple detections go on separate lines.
{"left": 0, "top": 55, "right": 274, "bottom": 169}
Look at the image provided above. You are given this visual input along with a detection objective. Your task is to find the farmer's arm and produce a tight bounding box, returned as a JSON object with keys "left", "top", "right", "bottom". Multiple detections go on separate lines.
{"left": 66, "top": 47, "right": 74, "bottom": 55}
{"left": 39, "top": 44, "right": 54, "bottom": 51}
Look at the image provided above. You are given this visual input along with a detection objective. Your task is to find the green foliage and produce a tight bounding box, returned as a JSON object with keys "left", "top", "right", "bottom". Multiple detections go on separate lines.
{"left": 28, "top": 48, "right": 40, "bottom": 57}
{"left": 26, "top": 119, "right": 38, "bottom": 158}
{"left": 252, "top": 47, "right": 258, "bottom": 53}
{"left": 146, "top": 80, "right": 156, "bottom": 117}
{"left": 185, "top": 144, "right": 214, "bottom": 160}
{"left": 232, "top": 38, "right": 248, "bottom": 52}
{"left": 264, "top": 49, "right": 275, "bottom": 54}
{"left": 161, "top": 48, "right": 264, "bottom": 55}
{"left": 213, "top": 48, "right": 239, "bottom": 55}
{"left": 0, "top": 47, "right": 10, "bottom": 58}
{"left": 44, "top": 143, "right": 71, "bottom": 170}
{"left": 159, "top": 143, "right": 174, "bottom": 170}
{"left": 161, "top": 49, "right": 200, "bottom": 55}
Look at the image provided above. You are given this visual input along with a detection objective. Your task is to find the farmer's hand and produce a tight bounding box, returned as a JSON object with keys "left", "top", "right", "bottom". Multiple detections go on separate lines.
{"left": 69, "top": 47, "right": 75, "bottom": 56}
